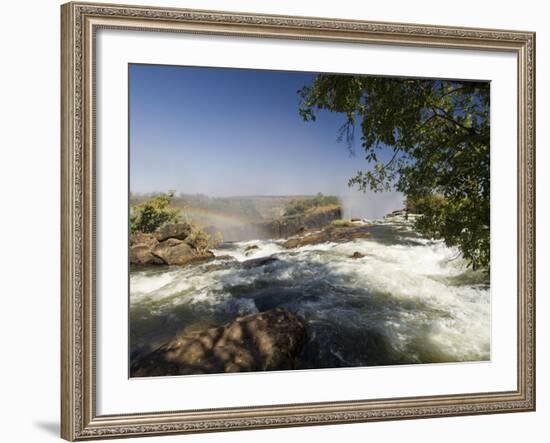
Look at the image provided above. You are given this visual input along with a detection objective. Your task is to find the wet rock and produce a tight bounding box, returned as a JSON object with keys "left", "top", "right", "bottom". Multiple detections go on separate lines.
{"left": 282, "top": 225, "right": 371, "bottom": 249}
{"left": 241, "top": 255, "right": 280, "bottom": 269}
{"left": 213, "top": 254, "right": 238, "bottom": 261}
{"left": 130, "top": 309, "right": 306, "bottom": 376}
{"left": 331, "top": 227, "right": 372, "bottom": 242}
{"left": 204, "top": 256, "right": 239, "bottom": 272}
{"left": 282, "top": 231, "right": 328, "bottom": 249}
{"left": 245, "top": 244, "right": 260, "bottom": 256}
{"left": 350, "top": 251, "right": 365, "bottom": 259}
{"left": 152, "top": 238, "right": 214, "bottom": 265}
{"left": 154, "top": 222, "right": 192, "bottom": 242}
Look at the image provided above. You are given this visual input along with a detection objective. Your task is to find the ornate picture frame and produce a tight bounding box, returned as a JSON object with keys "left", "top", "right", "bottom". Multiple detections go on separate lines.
{"left": 61, "top": 1, "right": 535, "bottom": 440}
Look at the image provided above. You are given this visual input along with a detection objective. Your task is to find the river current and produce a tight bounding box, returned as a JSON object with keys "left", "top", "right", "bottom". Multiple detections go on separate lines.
{"left": 130, "top": 217, "right": 490, "bottom": 371}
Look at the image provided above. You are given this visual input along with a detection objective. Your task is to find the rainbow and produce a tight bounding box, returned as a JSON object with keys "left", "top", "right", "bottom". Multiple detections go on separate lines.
{"left": 178, "top": 207, "right": 251, "bottom": 227}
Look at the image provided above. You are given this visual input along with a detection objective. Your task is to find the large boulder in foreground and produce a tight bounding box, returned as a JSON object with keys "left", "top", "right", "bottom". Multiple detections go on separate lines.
{"left": 152, "top": 238, "right": 214, "bottom": 266}
{"left": 283, "top": 225, "right": 371, "bottom": 249}
{"left": 131, "top": 309, "right": 306, "bottom": 377}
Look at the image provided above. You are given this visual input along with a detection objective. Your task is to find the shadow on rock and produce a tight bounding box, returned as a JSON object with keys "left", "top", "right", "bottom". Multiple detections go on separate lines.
{"left": 130, "top": 308, "right": 306, "bottom": 377}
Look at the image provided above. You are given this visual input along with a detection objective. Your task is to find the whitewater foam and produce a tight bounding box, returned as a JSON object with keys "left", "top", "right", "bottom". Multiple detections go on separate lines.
{"left": 130, "top": 219, "right": 490, "bottom": 367}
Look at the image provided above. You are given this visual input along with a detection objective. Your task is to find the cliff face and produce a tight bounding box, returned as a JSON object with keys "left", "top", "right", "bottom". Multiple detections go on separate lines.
{"left": 258, "top": 205, "right": 342, "bottom": 238}
{"left": 219, "top": 205, "right": 342, "bottom": 241}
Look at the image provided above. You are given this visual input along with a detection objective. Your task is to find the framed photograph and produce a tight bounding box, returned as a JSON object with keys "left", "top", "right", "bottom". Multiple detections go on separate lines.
{"left": 61, "top": 1, "right": 536, "bottom": 440}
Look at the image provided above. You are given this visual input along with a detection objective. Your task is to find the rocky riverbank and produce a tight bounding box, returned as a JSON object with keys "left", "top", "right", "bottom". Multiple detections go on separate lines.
{"left": 130, "top": 222, "right": 214, "bottom": 266}
{"left": 130, "top": 205, "right": 352, "bottom": 267}
{"left": 282, "top": 223, "right": 371, "bottom": 249}
{"left": 131, "top": 308, "right": 306, "bottom": 376}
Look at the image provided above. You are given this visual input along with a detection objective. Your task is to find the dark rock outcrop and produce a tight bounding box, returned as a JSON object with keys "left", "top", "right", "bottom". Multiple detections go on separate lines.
{"left": 244, "top": 244, "right": 260, "bottom": 256}
{"left": 130, "top": 309, "right": 306, "bottom": 376}
{"left": 241, "top": 255, "right": 280, "bottom": 269}
{"left": 203, "top": 255, "right": 278, "bottom": 272}
{"left": 283, "top": 225, "right": 371, "bottom": 249}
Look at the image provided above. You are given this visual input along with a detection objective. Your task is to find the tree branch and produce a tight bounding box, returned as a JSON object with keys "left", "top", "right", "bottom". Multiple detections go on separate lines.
{"left": 383, "top": 150, "right": 399, "bottom": 170}
{"left": 439, "top": 86, "right": 467, "bottom": 99}
{"left": 431, "top": 106, "right": 476, "bottom": 134}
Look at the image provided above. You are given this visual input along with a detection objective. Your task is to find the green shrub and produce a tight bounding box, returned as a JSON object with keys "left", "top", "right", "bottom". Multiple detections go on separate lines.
{"left": 284, "top": 193, "right": 339, "bottom": 216}
{"left": 130, "top": 193, "right": 179, "bottom": 233}
{"left": 331, "top": 219, "right": 356, "bottom": 227}
{"left": 186, "top": 229, "right": 210, "bottom": 252}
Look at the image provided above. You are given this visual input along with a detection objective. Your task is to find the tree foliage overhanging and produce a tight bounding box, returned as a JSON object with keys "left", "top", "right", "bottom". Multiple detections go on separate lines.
{"left": 298, "top": 76, "right": 490, "bottom": 270}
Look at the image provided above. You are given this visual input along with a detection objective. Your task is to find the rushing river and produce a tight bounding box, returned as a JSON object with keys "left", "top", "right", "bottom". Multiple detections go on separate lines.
{"left": 130, "top": 217, "right": 490, "bottom": 371}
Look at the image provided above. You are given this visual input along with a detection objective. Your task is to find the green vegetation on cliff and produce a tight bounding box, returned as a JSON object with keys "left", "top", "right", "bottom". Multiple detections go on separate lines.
{"left": 284, "top": 193, "right": 340, "bottom": 217}
{"left": 130, "top": 193, "right": 221, "bottom": 250}
{"left": 130, "top": 193, "right": 179, "bottom": 233}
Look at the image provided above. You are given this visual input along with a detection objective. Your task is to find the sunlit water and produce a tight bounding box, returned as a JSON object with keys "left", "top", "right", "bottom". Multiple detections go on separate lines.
{"left": 130, "top": 218, "right": 490, "bottom": 370}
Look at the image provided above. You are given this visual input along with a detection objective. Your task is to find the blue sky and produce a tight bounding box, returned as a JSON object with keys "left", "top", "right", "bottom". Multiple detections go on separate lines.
{"left": 129, "top": 64, "right": 403, "bottom": 215}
